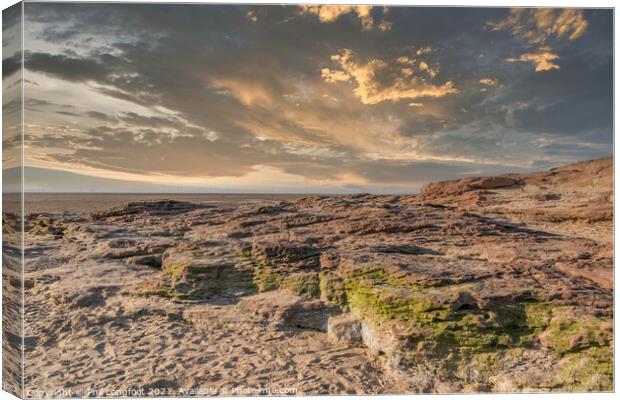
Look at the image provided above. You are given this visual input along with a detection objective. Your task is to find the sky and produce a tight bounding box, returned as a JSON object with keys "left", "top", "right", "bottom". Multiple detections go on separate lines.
{"left": 2, "top": 4, "right": 613, "bottom": 193}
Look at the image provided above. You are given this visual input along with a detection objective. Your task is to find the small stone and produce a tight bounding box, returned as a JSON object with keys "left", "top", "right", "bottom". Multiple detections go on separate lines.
{"left": 70, "top": 289, "right": 104, "bottom": 308}
{"left": 327, "top": 314, "right": 362, "bottom": 345}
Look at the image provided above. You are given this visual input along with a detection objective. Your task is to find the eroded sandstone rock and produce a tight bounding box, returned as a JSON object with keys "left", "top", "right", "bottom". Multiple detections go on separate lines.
{"left": 328, "top": 314, "right": 362, "bottom": 345}
{"left": 27, "top": 157, "right": 613, "bottom": 393}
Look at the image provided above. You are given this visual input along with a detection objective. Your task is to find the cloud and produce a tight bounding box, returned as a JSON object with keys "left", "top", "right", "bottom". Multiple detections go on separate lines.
{"left": 321, "top": 49, "right": 458, "bottom": 105}
{"left": 488, "top": 8, "right": 588, "bottom": 45}
{"left": 14, "top": 4, "right": 612, "bottom": 192}
{"left": 490, "top": 8, "right": 588, "bottom": 72}
{"left": 24, "top": 52, "right": 111, "bottom": 82}
{"left": 506, "top": 47, "right": 560, "bottom": 72}
{"left": 299, "top": 5, "right": 389, "bottom": 31}
{"left": 2, "top": 52, "right": 21, "bottom": 78}
{"left": 478, "top": 78, "right": 498, "bottom": 92}
{"left": 418, "top": 61, "right": 438, "bottom": 78}
{"left": 479, "top": 78, "right": 497, "bottom": 86}
{"left": 26, "top": 125, "right": 260, "bottom": 178}
{"left": 246, "top": 10, "right": 257, "bottom": 22}
{"left": 86, "top": 110, "right": 118, "bottom": 122}
{"left": 211, "top": 78, "right": 276, "bottom": 107}
{"left": 377, "top": 20, "right": 392, "bottom": 32}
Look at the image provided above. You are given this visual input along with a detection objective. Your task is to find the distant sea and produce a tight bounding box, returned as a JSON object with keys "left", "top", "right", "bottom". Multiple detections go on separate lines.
{"left": 23, "top": 193, "right": 310, "bottom": 214}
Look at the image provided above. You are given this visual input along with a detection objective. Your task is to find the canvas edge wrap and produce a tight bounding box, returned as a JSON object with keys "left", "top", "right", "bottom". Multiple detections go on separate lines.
{"left": 3, "top": 1, "right": 24, "bottom": 398}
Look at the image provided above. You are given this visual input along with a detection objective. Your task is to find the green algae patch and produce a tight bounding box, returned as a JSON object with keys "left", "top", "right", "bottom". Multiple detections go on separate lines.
{"left": 538, "top": 309, "right": 612, "bottom": 356}
{"left": 2, "top": 216, "right": 13, "bottom": 234}
{"left": 163, "top": 260, "right": 191, "bottom": 282}
{"left": 343, "top": 267, "right": 452, "bottom": 327}
{"left": 319, "top": 271, "right": 347, "bottom": 307}
{"left": 431, "top": 313, "right": 513, "bottom": 350}
{"left": 345, "top": 265, "right": 613, "bottom": 391}
{"left": 345, "top": 281, "right": 436, "bottom": 323}
{"left": 524, "top": 302, "right": 554, "bottom": 328}
{"left": 342, "top": 267, "right": 512, "bottom": 351}
{"left": 253, "top": 266, "right": 283, "bottom": 292}
{"left": 343, "top": 267, "right": 431, "bottom": 323}
{"left": 141, "top": 253, "right": 260, "bottom": 300}
{"left": 29, "top": 218, "right": 64, "bottom": 236}
{"left": 552, "top": 346, "right": 613, "bottom": 391}
{"left": 458, "top": 351, "right": 504, "bottom": 383}
{"left": 239, "top": 249, "right": 283, "bottom": 292}
{"left": 522, "top": 303, "right": 613, "bottom": 391}
{"left": 190, "top": 264, "right": 256, "bottom": 298}
{"left": 281, "top": 272, "right": 320, "bottom": 298}
{"left": 239, "top": 248, "right": 253, "bottom": 259}
{"left": 132, "top": 279, "right": 188, "bottom": 300}
{"left": 240, "top": 246, "right": 322, "bottom": 294}
{"left": 342, "top": 267, "right": 612, "bottom": 369}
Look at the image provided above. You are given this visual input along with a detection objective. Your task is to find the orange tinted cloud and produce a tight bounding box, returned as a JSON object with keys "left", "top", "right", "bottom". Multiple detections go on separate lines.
{"left": 299, "top": 5, "right": 390, "bottom": 31}
{"left": 321, "top": 49, "right": 458, "bottom": 105}
{"left": 506, "top": 47, "right": 560, "bottom": 72}
{"left": 479, "top": 78, "right": 498, "bottom": 86}
{"left": 489, "top": 8, "right": 588, "bottom": 73}
{"left": 489, "top": 8, "right": 588, "bottom": 45}
{"left": 211, "top": 78, "right": 275, "bottom": 107}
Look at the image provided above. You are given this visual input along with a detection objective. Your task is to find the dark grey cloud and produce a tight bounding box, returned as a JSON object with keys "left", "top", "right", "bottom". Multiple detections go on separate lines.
{"left": 3, "top": 52, "right": 21, "bottom": 78}
{"left": 24, "top": 52, "right": 113, "bottom": 82}
{"left": 85, "top": 110, "right": 117, "bottom": 122}
{"left": 3, "top": 3, "right": 21, "bottom": 49}
{"left": 119, "top": 112, "right": 187, "bottom": 130}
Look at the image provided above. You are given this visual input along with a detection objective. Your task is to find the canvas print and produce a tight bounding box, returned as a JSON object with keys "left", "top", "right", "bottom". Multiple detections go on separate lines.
{"left": 2, "top": 2, "right": 614, "bottom": 397}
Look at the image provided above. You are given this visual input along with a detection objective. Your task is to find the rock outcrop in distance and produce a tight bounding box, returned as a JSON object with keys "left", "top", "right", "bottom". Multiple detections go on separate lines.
{"left": 16, "top": 157, "right": 613, "bottom": 394}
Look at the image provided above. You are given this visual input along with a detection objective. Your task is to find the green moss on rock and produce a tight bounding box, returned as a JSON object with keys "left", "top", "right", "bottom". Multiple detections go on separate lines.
{"left": 319, "top": 271, "right": 347, "bottom": 307}
{"left": 149, "top": 254, "right": 259, "bottom": 300}
{"left": 538, "top": 309, "right": 612, "bottom": 356}
{"left": 553, "top": 346, "right": 613, "bottom": 391}
{"left": 281, "top": 272, "right": 320, "bottom": 298}
{"left": 163, "top": 261, "right": 190, "bottom": 282}
{"left": 2, "top": 216, "right": 12, "bottom": 234}
{"left": 252, "top": 266, "right": 283, "bottom": 292}
{"left": 29, "top": 218, "right": 64, "bottom": 236}
{"left": 340, "top": 266, "right": 612, "bottom": 390}
{"left": 132, "top": 279, "right": 185, "bottom": 300}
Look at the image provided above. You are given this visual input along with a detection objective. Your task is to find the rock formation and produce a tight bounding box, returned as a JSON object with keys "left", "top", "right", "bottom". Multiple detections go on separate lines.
{"left": 10, "top": 157, "right": 613, "bottom": 394}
